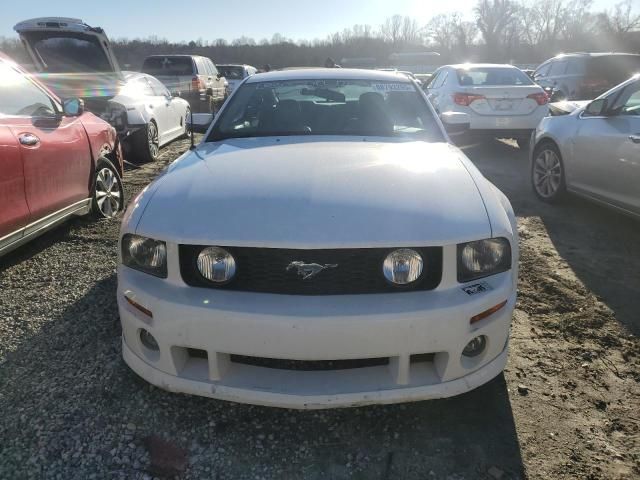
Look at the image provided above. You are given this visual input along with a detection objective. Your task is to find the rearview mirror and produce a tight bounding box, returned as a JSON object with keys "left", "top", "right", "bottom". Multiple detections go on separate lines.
{"left": 585, "top": 98, "right": 607, "bottom": 116}
{"left": 440, "top": 111, "right": 470, "bottom": 136}
{"left": 62, "top": 98, "right": 84, "bottom": 117}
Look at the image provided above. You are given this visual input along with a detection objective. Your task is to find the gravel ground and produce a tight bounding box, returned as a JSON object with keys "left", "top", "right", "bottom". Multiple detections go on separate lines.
{"left": 0, "top": 136, "right": 638, "bottom": 479}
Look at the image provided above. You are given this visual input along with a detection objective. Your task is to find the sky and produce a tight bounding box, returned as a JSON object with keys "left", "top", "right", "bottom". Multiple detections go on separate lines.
{"left": 0, "top": 0, "right": 619, "bottom": 43}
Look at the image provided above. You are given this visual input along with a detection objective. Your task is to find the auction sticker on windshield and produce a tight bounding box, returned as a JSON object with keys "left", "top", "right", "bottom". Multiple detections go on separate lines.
{"left": 373, "top": 83, "right": 414, "bottom": 92}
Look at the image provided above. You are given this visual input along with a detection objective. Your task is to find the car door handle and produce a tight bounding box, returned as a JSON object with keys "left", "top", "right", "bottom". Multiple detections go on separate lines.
{"left": 629, "top": 134, "right": 640, "bottom": 144}
{"left": 18, "top": 133, "right": 40, "bottom": 146}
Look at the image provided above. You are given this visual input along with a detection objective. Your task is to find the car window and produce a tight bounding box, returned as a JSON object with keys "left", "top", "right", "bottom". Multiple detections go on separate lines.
{"left": 456, "top": 67, "right": 534, "bottom": 86}
{"left": 141, "top": 56, "right": 194, "bottom": 76}
{"left": 0, "top": 62, "right": 56, "bottom": 116}
{"left": 193, "top": 57, "right": 205, "bottom": 75}
{"left": 147, "top": 76, "right": 170, "bottom": 97}
{"left": 217, "top": 66, "right": 245, "bottom": 79}
{"left": 208, "top": 60, "right": 218, "bottom": 76}
{"left": 549, "top": 60, "right": 568, "bottom": 76}
{"left": 566, "top": 58, "right": 586, "bottom": 75}
{"left": 534, "top": 62, "right": 552, "bottom": 78}
{"left": 209, "top": 78, "right": 444, "bottom": 142}
{"left": 29, "top": 35, "right": 111, "bottom": 73}
{"left": 611, "top": 82, "right": 640, "bottom": 116}
{"left": 430, "top": 70, "right": 447, "bottom": 89}
{"left": 588, "top": 55, "right": 640, "bottom": 85}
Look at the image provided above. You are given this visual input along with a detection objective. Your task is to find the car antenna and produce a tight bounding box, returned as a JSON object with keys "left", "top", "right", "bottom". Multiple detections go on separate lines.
{"left": 189, "top": 108, "right": 196, "bottom": 150}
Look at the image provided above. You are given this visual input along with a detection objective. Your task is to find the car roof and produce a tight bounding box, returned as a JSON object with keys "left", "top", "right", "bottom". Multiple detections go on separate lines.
{"left": 445, "top": 63, "right": 518, "bottom": 69}
{"left": 144, "top": 54, "right": 204, "bottom": 59}
{"left": 550, "top": 52, "right": 640, "bottom": 59}
{"left": 245, "top": 68, "right": 411, "bottom": 83}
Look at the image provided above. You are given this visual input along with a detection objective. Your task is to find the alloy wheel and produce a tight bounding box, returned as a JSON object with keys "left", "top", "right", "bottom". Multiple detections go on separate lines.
{"left": 95, "top": 167, "right": 121, "bottom": 218}
{"left": 533, "top": 149, "right": 563, "bottom": 198}
{"left": 148, "top": 122, "right": 159, "bottom": 158}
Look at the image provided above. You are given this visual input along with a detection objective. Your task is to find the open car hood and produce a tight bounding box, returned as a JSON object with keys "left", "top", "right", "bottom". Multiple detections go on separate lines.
{"left": 14, "top": 17, "right": 125, "bottom": 100}
{"left": 548, "top": 100, "right": 590, "bottom": 116}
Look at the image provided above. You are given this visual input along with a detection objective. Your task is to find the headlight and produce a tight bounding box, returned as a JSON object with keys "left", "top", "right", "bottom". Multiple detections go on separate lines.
{"left": 383, "top": 249, "right": 424, "bottom": 285}
{"left": 457, "top": 238, "right": 511, "bottom": 282}
{"left": 121, "top": 234, "right": 167, "bottom": 278}
{"left": 197, "top": 247, "right": 236, "bottom": 283}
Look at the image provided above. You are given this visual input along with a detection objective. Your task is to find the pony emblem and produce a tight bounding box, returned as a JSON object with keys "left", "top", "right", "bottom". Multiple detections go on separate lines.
{"left": 286, "top": 261, "right": 338, "bottom": 280}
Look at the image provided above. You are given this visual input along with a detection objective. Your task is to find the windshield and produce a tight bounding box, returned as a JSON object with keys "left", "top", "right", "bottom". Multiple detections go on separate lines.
{"left": 456, "top": 67, "right": 534, "bottom": 86}
{"left": 208, "top": 79, "right": 443, "bottom": 141}
{"left": 141, "top": 57, "right": 194, "bottom": 76}
{"left": 217, "top": 66, "right": 244, "bottom": 79}
{"left": 30, "top": 35, "right": 111, "bottom": 73}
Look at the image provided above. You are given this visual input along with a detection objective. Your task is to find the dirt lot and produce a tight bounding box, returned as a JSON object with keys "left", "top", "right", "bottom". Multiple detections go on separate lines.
{"left": 0, "top": 136, "right": 638, "bottom": 480}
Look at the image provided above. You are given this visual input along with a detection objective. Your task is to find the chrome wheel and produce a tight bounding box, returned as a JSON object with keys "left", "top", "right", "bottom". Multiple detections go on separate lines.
{"left": 147, "top": 122, "right": 159, "bottom": 158}
{"left": 95, "top": 167, "right": 121, "bottom": 218}
{"left": 533, "top": 148, "right": 563, "bottom": 198}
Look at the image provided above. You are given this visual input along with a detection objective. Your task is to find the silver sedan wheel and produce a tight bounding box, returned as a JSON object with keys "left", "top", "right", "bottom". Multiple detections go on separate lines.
{"left": 148, "top": 122, "right": 159, "bottom": 158}
{"left": 533, "top": 149, "right": 563, "bottom": 198}
{"left": 95, "top": 167, "right": 121, "bottom": 218}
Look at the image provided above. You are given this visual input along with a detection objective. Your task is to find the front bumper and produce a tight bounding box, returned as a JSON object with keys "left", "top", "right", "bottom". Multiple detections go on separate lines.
{"left": 118, "top": 253, "right": 516, "bottom": 409}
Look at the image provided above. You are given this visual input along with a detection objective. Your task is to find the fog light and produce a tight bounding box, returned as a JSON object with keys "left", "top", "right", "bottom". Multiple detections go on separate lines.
{"left": 462, "top": 335, "right": 487, "bottom": 357}
{"left": 140, "top": 329, "right": 159, "bottom": 351}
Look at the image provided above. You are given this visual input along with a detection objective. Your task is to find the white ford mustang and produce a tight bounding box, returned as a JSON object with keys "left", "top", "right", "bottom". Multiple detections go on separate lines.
{"left": 118, "top": 69, "right": 519, "bottom": 409}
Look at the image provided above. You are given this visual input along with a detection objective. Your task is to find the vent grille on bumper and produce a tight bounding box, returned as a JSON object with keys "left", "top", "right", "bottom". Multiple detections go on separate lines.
{"left": 179, "top": 246, "right": 443, "bottom": 295}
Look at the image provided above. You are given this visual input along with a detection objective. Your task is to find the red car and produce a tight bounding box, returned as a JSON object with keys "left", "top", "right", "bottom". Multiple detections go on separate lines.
{"left": 0, "top": 53, "right": 124, "bottom": 257}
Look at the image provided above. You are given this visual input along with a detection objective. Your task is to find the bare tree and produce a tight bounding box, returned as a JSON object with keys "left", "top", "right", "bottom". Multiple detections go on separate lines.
{"left": 401, "top": 17, "right": 422, "bottom": 45}
{"left": 597, "top": 0, "right": 640, "bottom": 36}
{"left": 426, "top": 14, "right": 456, "bottom": 51}
{"left": 381, "top": 15, "right": 403, "bottom": 44}
{"left": 475, "top": 0, "right": 520, "bottom": 57}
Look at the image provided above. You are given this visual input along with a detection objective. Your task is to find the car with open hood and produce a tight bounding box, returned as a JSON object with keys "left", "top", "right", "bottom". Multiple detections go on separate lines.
{"left": 0, "top": 53, "right": 123, "bottom": 257}
{"left": 117, "top": 68, "right": 519, "bottom": 409}
{"left": 14, "top": 18, "right": 191, "bottom": 163}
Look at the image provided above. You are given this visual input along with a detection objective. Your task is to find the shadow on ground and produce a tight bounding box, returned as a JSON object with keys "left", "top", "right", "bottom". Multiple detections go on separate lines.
{"left": 464, "top": 139, "right": 640, "bottom": 335}
{"left": 0, "top": 274, "right": 524, "bottom": 479}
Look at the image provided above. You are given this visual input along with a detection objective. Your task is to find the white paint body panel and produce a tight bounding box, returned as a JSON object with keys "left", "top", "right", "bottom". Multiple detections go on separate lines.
{"left": 118, "top": 73, "right": 518, "bottom": 408}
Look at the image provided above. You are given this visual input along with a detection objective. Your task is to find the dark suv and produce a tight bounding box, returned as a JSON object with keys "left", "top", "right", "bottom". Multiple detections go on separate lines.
{"left": 533, "top": 53, "right": 640, "bottom": 101}
{"left": 141, "top": 55, "right": 227, "bottom": 113}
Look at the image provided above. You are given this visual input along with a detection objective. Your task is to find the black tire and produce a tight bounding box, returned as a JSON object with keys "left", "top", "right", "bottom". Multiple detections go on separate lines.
{"left": 531, "top": 142, "right": 567, "bottom": 203}
{"left": 131, "top": 121, "right": 159, "bottom": 164}
{"left": 92, "top": 157, "right": 124, "bottom": 219}
{"left": 181, "top": 107, "right": 192, "bottom": 140}
{"left": 516, "top": 138, "right": 529, "bottom": 150}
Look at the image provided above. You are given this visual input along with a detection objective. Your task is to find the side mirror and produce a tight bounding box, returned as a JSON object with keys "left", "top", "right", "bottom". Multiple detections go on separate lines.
{"left": 585, "top": 98, "right": 608, "bottom": 116}
{"left": 440, "top": 111, "right": 470, "bottom": 136}
{"left": 187, "top": 112, "right": 214, "bottom": 133}
{"left": 63, "top": 98, "right": 84, "bottom": 117}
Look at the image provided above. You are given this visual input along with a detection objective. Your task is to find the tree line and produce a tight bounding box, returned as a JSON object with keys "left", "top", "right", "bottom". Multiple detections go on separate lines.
{"left": 1, "top": 0, "right": 638, "bottom": 70}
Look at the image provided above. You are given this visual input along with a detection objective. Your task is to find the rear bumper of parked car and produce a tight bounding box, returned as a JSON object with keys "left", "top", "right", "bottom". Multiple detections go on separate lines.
{"left": 118, "top": 265, "right": 516, "bottom": 409}
{"left": 181, "top": 90, "right": 211, "bottom": 112}
{"left": 454, "top": 106, "right": 548, "bottom": 136}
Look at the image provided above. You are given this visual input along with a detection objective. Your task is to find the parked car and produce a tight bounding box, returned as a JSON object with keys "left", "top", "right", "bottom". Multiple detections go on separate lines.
{"left": 0, "top": 53, "right": 123, "bottom": 257}
{"left": 13, "top": 18, "right": 191, "bottom": 163}
{"left": 533, "top": 52, "right": 640, "bottom": 101}
{"left": 215, "top": 64, "right": 257, "bottom": 95}
{"left": 141, "top": 55, "right": 227, "bottom": 113}
{"left": 117, "top": 68, "right": 519, "bottom": 409}
{"left": 427, "top": 64, "right": 549, "bottom": 148}
{"left": 530, "top": 75, "right": 640, "bottom": 218}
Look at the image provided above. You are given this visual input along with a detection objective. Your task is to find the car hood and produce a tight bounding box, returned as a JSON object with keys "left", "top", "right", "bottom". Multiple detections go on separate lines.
{"left": 14, "top": 17, "right": 125, "bottom": 100}
{"left": 135, "top": 138, "right": 492, "bottom": 248}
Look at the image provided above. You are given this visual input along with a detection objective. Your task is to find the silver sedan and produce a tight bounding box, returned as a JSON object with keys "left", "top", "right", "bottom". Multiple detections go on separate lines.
{"left": 530, "top": 75, "right": 640, "bottom": 218}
